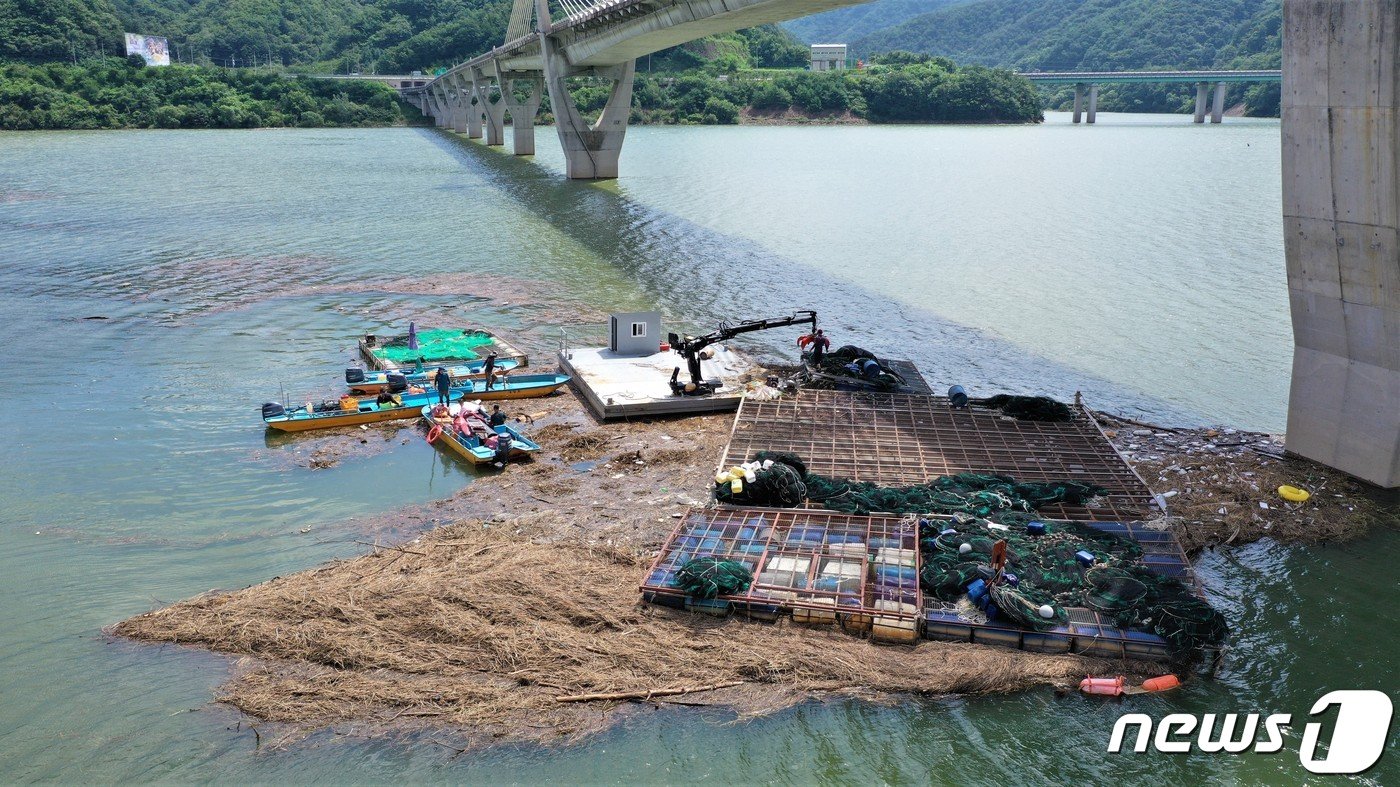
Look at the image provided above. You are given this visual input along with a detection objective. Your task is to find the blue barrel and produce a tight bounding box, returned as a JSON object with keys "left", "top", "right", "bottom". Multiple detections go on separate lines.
{"left": 860, "top": 358, "right": 882, "bottom": 380}
{"left": 948, "top": 385, "right": 969, "bottom": 408}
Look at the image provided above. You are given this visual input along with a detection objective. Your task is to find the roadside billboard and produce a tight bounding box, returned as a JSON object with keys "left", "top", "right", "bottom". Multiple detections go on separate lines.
{"left": 124, "top": 33, "right": 170, "bottom": 66}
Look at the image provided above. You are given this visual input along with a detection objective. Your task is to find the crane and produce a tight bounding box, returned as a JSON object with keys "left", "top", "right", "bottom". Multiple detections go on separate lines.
{"left": 667, "top": 311, "right": 817, "bottom": 396}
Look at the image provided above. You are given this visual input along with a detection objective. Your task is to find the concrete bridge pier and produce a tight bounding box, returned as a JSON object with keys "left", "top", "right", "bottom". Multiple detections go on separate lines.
{"left": 496, "top": 66, "right": 543, "bottom": 156}
{"left": 1210, "top": 81, "right": 1226, "bottom": 123}
{"left": 429, "top": 86, "right": 448, "bottom": 127}
{"left": 448, "top": 74, "right": 471, "bottom": 133}
{"left": 1193, "top": 82, "right": 1209, "bottom": 123}
{"left": 472, "top": 67, "right": 506, "bottom": 146}
{"left": 1282, "top": 0, "right": 1400, "bottom": 487}
{"left": 466, "top": 78, "right": 484, "bottom": 139}
{"left": 1072, "top": 83, "right": 1085, "bottom": 123}
{"left": 538, "top": 41, "right": 636, "bottom": 177}
{"left": 1086, "top": 84, "right": 1099, "bottom": 123}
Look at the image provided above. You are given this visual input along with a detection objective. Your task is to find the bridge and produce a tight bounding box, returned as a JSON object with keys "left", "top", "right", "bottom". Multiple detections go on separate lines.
{"left": 1019, "top": 70, "right": 1283, "bottom": 124}
{"left": 404, "top": 0, "right": 868, "bottom": 178}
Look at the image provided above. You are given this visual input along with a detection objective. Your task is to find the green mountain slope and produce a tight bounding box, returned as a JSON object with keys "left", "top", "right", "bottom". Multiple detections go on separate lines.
{"left": 851, "top": 0, "right": 1280, "bottom": 71}
{"left": 0, "top": 0, "right": 125, "bottom": 61}
{"left": 782, "top": 0, "right": 970, "bottom": 45}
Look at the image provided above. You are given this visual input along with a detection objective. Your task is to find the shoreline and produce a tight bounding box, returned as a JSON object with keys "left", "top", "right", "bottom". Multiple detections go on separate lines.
{"left": 111, "top": 381, "right": 1386, "bottom": 751}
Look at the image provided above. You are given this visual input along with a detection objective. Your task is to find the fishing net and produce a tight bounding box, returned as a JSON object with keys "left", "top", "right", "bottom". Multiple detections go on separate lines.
{"left": 972, "top": 394, "right": 1074, "bottom": 422}
{"left": 673, "top": 557, "right": 754, "bottom": 599}
{"left": 720, "top": 453, "right": 1105, "bottom": 517}
{"left": 374, "top": 329, "right": 496, "bottom": 363}
{"left": 917, "top": 516, "right": 1225, "bottom": 665}
{"left": 714, "top": 461, "right": 807, "bottom": 507}
{"left": 808, "top": 345, "right": 907, "bottom": 392}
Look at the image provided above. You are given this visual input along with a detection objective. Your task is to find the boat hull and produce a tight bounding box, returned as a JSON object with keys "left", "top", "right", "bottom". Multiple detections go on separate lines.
{"left": 421, "top": 407, "right": 540, "bottom": 465}
{"left": 347, "top": 359, "right": 523, "bottom": 395}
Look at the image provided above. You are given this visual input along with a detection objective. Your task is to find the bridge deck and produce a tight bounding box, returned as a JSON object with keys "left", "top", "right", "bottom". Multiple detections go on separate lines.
{"left": 1020, "top": 70, "right": 1281, "bottom": 85}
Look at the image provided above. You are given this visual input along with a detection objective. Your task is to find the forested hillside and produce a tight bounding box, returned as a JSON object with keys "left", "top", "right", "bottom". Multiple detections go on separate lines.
{"left": 852, "top": 0, "right": 1280, "bottom": 70}
{"left": 852, "top": 0, "right": 1281, "bottom": 115}
{"left": 1, "top": 0, "right": 125, "bottom": 61}
{"left": 781, "top": 0, "right": 969, "bottom": 46}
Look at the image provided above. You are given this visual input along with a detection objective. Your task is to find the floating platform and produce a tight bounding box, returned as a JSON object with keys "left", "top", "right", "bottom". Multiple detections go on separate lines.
{"left": 640, "top": 508, "right": 1208, "bottom": 664}
{"left": 559, "top": 346, "right": 756, "bottom": 420}
{"left": 359, "top": 329, "right": 529, "bottom": 372}
{"left": 720, "top": 390, "right": 1155, "bottom": 521}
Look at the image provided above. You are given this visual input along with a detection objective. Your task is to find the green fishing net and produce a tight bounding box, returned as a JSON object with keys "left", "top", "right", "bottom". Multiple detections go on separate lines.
{"left": 673, "top": 557, "right": 754, "bottom": 599}
{"left": 972, "top": 394, "right": 1075, "bottom": 422}
{"left": 724, "top": 452, "right": 1106, "bottom": 518}
{"left": 373, "top": 329, "right": 496, "bottom": 363}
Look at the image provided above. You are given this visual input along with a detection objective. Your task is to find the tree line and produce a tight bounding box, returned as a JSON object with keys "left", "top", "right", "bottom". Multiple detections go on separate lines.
{"left": 0, "top": 57, "right": 407, "bottom": 130}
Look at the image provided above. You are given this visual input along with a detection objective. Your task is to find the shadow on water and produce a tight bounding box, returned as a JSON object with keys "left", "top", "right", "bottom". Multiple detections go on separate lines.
{"left": 420, "top": 129, "right": 1203, "bottom": 424}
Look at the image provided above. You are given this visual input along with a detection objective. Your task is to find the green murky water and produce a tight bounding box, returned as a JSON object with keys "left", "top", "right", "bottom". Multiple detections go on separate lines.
{"left": 0, "top": 113, "right": 1394, "bottom": 783}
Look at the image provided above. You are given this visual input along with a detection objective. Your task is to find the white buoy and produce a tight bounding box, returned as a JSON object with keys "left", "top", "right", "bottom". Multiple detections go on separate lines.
{"left": 959, "top": 543, "right": 972, "bottom": 555}
{"left": 1038, "top": 604, "right": 1055, "bottom": 619}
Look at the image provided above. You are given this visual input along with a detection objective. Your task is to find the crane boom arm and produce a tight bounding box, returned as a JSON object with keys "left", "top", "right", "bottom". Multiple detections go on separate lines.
{"left": 668, "top": 310, "right": 817, "bottom": 393}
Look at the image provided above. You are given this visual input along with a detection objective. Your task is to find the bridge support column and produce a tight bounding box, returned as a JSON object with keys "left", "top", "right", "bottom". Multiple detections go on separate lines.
{"left": 1210, "top": 81, "right": 1226, "bottom": 123}
{"left": 1072, "top": 83, "right": 1085, "bottom": 123}
{"left": 1281, "top": 0, "right": 1400, "bottom": 487}
{"left": 473, "top": 67, "right": 506, "bottom": 146}
{"left": 433, "top": 84, "right": 451, "bottom": 128}
{"left": 1086, "top": 84, "right": 1099, "bottom": 124}
{"left": 1193, "top": 82, "right": 1209, "bottom": 123}
{"left": 496, "top": 66, "right": 543, "bottom": 156}
{"left": 449, "top": 74, "right": 470, "bottom": 133}
{"left": 417, "top": 93, "right": 430, "bottom": 116}
{"left": 466, "top": 79, "right": 484, "bottom": 139}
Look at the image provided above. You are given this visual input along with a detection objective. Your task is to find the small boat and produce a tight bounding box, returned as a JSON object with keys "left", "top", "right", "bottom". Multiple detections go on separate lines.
{"left": 345, "top": 359, "right": 523, "bottom": 395}
{"left": 420, "top": 404, "right": 540, "bottom": 465}
{"left": 261, "top": 387, "right": 471, "bottom": 432}
{"left": 452, "top": 372, "right": 571, "bottom": 401}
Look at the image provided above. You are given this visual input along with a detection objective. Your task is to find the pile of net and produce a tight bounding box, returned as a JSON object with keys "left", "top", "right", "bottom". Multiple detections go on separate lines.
{"left": 806, "top": 345, "right": 906, "bottom": 392}
{"left": 673, "top": 557, "right": 753, "bottom": 599}
{"left": 716, "top": 452, "right": 1105, "bottom": 518}
{"left": 918, "top": 513, "right": 1227, "bottom": 666}
{"left": 972, "top": 394, "right": 1074, "bottom": 422}
{"left": 373, "top": 329, "right": 496, "bottom": 363}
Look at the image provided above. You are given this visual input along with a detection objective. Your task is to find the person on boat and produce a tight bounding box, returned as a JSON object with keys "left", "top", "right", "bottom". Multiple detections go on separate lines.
{"left": 798, "top": 329, "right": 830, "bottom": 365}
{"left": 482, "top": 352, "right": 498, "bottom": 391}
{"left": 489, "top": 404, "right": 507, "bottom": 427}
{"left": 434, "top": 366, "right": 451, "bottom": 405}
{"left": 376, "top": 392, "right": 403, "bottom": 407}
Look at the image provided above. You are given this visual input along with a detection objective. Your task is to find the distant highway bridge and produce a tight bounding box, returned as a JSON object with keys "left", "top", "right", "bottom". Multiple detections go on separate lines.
{"left": 403, "top": 0, "right": 870, "bottom": 178}
{"left": 1019, "top": 70, "right": 1283, "bottom": 124}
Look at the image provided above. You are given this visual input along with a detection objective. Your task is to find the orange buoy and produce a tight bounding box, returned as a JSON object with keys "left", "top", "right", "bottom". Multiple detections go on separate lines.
{"left": 1142, "top": 674, "right": 1181, "bottom": 692}
{"left": 426, "top": 424, "right": 442, "bottom": 444}
{"left": 1079, "top": 676, "right": 1124, "bottom": 696}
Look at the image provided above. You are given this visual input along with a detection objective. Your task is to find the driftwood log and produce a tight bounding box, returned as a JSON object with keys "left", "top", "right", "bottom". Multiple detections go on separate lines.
{"left": 555, "top": 681, "right": 745, "bottom": 703}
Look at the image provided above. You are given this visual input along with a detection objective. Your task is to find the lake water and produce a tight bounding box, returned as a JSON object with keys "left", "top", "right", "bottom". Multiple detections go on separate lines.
{"left": 0, "top": 112, "right": 1395, "bottom": 783}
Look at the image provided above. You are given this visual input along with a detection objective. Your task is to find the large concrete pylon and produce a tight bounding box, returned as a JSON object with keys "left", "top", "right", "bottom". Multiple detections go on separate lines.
{"left": 1210, "top": 81, "right": 1226, "bottom": 123}
{"left": 1072, "top": 83, "right": 1085, "bottom": 123}
{"left": 1282, "top": 0, "right": 1400, "bottom": 487}
{"left": 1193, "top": 82, "right": 1209, "bottom": 123}
{"left": 536, "top": 0, "right": 635, "bottom": 179}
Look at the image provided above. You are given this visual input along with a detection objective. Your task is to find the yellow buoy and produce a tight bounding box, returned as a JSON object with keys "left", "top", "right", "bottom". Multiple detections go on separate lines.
{"left": 1278, "top": 485, "right": 1311, "bottom": 503}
